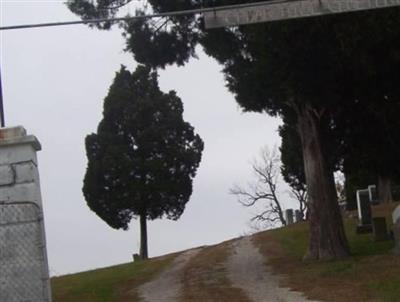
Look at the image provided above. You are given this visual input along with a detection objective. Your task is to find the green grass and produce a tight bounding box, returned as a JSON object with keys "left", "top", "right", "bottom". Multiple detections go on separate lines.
{"left": 51, "top": 255, "right": 175, "bottom": 302}
{"left": 370, "top": 277, "right": 400, "bottom": 302}
{"left": 270, "top": 219, "right": 394, "bottom": 259}
{"left": 254, "top": 218, "right": 400, "bottom": 302}
{"left": 52, "top": 219, "right": 400, "bottom": 302}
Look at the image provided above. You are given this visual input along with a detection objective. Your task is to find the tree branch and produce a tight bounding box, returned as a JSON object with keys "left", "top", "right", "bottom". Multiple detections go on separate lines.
{"left": 231, "top": 145, "right": 287, "bottom": 227}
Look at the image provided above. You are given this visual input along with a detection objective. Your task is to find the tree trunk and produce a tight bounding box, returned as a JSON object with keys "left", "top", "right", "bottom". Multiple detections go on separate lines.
{"left": 273, "top": 193, "right": 287, "bottom": 226}
{"left": 297, "top": 105, "right": 350, "bottom": 261}
{"left": 378, "top": 175, "right": 392, "bottom": 204}
{"left": 139, "top": 213, "right": 148, "bottom": 260}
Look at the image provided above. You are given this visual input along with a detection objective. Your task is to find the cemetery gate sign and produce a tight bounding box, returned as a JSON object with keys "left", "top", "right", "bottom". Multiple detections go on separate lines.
{"left": 204, "top": 0, "right": 400, "bottom": 29}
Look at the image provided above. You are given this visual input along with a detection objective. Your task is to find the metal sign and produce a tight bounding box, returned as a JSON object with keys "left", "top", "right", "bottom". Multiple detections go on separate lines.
{"left": 204, "top": 0, "right": 400, "bottom": 28}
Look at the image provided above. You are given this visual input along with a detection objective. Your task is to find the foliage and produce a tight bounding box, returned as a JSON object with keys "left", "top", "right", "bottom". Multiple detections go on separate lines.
{"left": 279, "top": 122, "right": 308, "bottom": 217}
{"left": 69, "top": 0, "right": 400, "bottom": 259}
{"left": 279, "top": 123, "right": 305, "bottom": 193}
{"left": 339, "top": 99, "right": 400, "bottom": 185}
{"left": 67, "top": 1, "right": 400, "bottom": 116}
{"left": 83, "top": 65, "right": 204, "bottom": 230}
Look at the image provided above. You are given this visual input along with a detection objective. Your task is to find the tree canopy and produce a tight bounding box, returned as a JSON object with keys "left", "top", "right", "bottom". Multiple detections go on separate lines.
{"left": 83, "top": 65, "right": 204, "bottom": 257}
{"left": 70, "top": 0, "right": 400, "bottom": 260}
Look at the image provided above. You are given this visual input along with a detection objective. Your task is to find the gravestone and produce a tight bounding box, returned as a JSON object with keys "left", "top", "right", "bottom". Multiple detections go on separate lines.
{"left": 285, "top": 209, "right": 294, "bottom": 225}
{"left": 368, "top": 185, "right": 378, "bottom": 205}
{"left": 392, "top": 205, "right": 400, "bottom": 254}
{"left": 356, "top": 189, "right": 372, "bottom": 233}
{"left": 0, "top": 126, "right": 51, "bottom": 302}
{"left": 392, "top": 185, "right": 400, "bottom": 201}
{"left": 295, "top": 210, "right": 303, "bottom": 223}
{"left": 372, "top": 217, "right": 389, "bottom": 241}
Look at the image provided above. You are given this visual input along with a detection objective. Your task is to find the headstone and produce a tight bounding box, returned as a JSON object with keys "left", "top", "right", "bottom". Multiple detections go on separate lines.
{"left": 372, "top": 217, "right": 389, "bottom": 241}
{"left": 285, "top": 209, "right": 294, "bottom": 225}
{"left": 0, "top": 126, "right": 52, "bottom": 302}
{"left": 356, "top": 189, "right": 372, "bottom": 233}
{"left": 357, "top": 189, "right": 372, "bottom": 225}
{"left": 133, "top": 253, "right": 141, "bottom": 262}
{"left": 392, "top": 205, "right": 400, "bottom": 254}
{"left": 392, "top": 185, "right": 400, "bottom": 201}
{"left": 368, "top": 185, "right": 378, "bottom": 204}
{"left": 294, "top": 210, "right": 303, "bottom": 223}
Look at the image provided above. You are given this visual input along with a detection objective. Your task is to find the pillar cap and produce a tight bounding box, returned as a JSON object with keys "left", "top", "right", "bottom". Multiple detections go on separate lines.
{"left": 0, "top": 126, "right": 41, "bottom": 151}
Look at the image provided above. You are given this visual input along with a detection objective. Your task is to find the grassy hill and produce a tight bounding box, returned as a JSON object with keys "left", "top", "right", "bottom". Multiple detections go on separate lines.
{"left": 51, "top": 219, "right": 400, "bottom": 302}
{"left": 51, "top": 254, "right": 176, "bottom": 301}
{"left": 253, "top": 219, "right": 399, "bottom": 302}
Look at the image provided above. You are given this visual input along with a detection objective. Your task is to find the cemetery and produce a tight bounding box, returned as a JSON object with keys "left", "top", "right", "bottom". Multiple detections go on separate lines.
{"left": 355, "top": 184, "right": 400, "bottom": 245}
{"left": 3, "top": 0, "right": 400, "bottom": 301}
{"left": 284, "top": 181, "right": 400, "bottom": 251}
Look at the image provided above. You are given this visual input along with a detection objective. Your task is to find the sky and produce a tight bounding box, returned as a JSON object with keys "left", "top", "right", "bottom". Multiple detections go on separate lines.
{"left": 0, "top": 0, "right": 297, "bottom": 276}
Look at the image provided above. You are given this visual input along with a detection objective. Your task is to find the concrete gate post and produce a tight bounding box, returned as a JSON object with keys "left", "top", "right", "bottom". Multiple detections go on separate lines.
{"left": 0, "top": 126, "right": 52, "bottom": 302}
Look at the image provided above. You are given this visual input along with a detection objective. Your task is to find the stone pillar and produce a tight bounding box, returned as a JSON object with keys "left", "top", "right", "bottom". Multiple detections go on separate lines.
{"left": 285, "top": 209, "right": 294, "bottom": 225}
{"left": 0, "top": 126, "right": 52, "bottom": 302}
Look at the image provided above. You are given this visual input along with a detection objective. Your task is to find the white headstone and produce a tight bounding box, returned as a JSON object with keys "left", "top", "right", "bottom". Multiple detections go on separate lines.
{"left": 393, "top": 205, "right": 400, "bottom": 255}
{"left": 357, "top": 189, "right": 371, "bottom": 225}
{"left": 393, "top": 205, "right": 400, "bottom": 225}
{"left": 368, "top": 185, "right": 378, "bottom": 204}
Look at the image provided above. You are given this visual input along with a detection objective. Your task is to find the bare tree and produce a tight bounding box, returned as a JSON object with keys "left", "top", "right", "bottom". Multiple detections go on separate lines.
{"left": 230, "top": 146, "right": 287, "bottom": 228}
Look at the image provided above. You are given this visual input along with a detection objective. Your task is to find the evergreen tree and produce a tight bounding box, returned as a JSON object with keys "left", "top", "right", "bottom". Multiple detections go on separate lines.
{"left": 338, "top": 99, "right": 400, "bottom": 204}
{"left": 68, "top": 0, "right": 400, "bottom": 260}
{"left": 83, "top": 65, "right": 204, "bottom": 259}
{"left": 279, "top": 122, "right": 307, "bottom": 216}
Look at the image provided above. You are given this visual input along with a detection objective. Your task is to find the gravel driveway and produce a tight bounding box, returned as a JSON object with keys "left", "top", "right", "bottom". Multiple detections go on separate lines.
{"left": 225, "top": 236, "right": 319, "bottom": 302}
{"left": 138, "top": 248, "right": 201, "bottom": 302}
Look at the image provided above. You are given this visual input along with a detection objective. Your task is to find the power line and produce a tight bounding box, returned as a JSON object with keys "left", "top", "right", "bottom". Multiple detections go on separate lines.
{"left": 0, "top": 0, "right": 296, "bottom": 31}
{"left": 0, "top": 0, "right": 298, "bottom": 128}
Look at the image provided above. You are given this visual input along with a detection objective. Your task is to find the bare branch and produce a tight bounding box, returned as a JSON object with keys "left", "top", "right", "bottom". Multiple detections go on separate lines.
{"left": 231, "top": 145, "right": 287, "bottom": 228}
{"left": 230, "top": 184, "right": 275, "bottom": 206}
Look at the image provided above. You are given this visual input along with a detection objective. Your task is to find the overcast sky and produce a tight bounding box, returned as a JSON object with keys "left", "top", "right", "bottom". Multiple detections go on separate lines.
{"left": 1, "top": 0, "right": 297, "bottom": 276}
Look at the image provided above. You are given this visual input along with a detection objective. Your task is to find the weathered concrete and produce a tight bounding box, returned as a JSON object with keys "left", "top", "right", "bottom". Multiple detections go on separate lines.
{"left": 0, "top": 126, "right": 51, "bottom": 302}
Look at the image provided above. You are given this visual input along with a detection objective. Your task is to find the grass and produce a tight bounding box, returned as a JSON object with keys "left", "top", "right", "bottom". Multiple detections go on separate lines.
{"left": 51, "top": 254, "right": 175, "bottom": 302}
{"left": 253, "top": 218, "right": 400, "bottom": 302}
{"left": 51, "top": 218, "right": 400, "bottom": 302}
{"left": 180, "top": 239, "right": 250, "bottom": 302}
